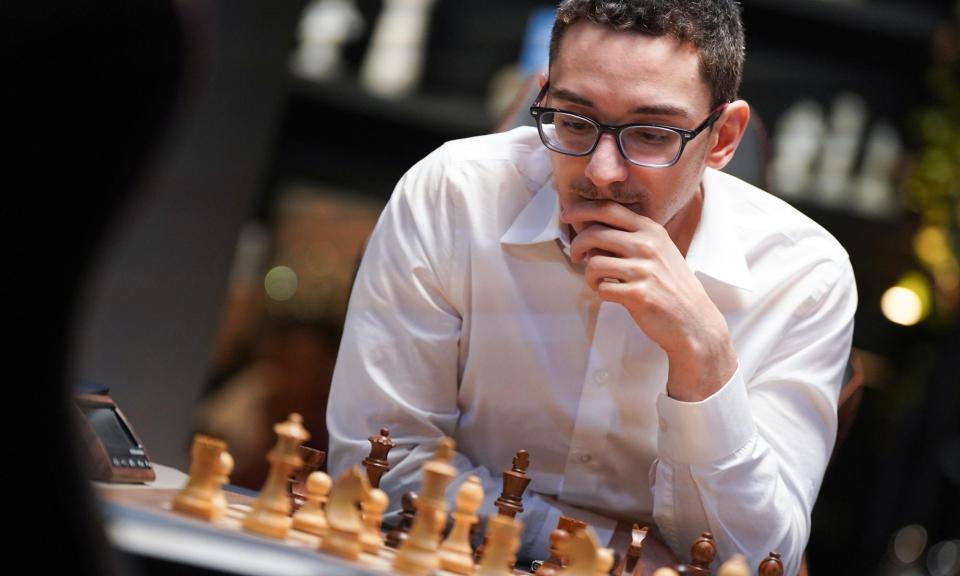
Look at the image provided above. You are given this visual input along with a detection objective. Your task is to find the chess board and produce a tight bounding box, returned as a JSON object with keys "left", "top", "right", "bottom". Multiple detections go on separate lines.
{"left": 94, "top": 421, "right": 781, "bottom": 576}
{"left": 96, "top": 480, "right": 527, "bottom": 576}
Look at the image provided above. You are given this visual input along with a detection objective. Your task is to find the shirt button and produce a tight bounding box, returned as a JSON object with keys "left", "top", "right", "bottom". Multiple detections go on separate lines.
{"left": 593, "top": 369, "right": 609, "bottom": 384}
{"left": 579, "top": 453, "right": 592, "bottom": 463}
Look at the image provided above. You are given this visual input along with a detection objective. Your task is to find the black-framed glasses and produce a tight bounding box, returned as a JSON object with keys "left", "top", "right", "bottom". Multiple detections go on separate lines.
{"left": 529, "top": 81, "right": 728, "bottom": 168}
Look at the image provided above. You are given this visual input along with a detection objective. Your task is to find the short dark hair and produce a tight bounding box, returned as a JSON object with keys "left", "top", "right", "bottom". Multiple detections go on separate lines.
{"left": 548, "top": 0, "right": 745, "bottom": 108}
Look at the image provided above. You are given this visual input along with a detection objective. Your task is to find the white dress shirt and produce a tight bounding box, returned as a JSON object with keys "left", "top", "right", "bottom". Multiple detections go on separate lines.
{"left": 327, "top": 127, "right": 857, "bottom": 575}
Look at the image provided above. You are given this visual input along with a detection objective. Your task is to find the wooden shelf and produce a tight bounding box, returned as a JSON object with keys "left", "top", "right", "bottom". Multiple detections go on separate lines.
{"left": 742, "top": 0, "right": 942, "bottom": 44}
{"left": 287, "top": 73, "right": 494, "bottom": 136}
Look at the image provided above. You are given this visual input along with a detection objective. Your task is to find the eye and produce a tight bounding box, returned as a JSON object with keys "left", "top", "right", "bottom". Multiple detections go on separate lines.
{"left": 558, "top": 116, "right": 593, "bottom": 133}
{"left": 624, "top": 127, "right": 673, "bottom": 147}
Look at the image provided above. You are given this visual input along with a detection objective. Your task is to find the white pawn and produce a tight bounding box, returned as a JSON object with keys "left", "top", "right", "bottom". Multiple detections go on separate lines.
{"left": 594, "top": 548, "right": 615, "bottom": 576}
{"left": 173, "top": 434, "right": 229, "bottom": 521}
{"left": 293, "top": 471, "right": 332, "bottom": 537}
{"left": 718, "top": 554, "right": 750, "bottom": 576}
{"left": 475, "top": 514, "right": 521, "bottom": 576}
{"left": 439, "top": 475, "right": 484, "bottom": 574}
{"left": 212, "top": 451, "right": 234, "bottom": 519}
{"left": 360, "top": 488, "right": 389, "bottom": 554}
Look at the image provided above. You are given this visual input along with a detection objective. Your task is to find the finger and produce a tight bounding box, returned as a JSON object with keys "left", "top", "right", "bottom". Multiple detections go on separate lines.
{"left": 595, "top": 277, "right": 634, "bottom": 306}
{"left": 561, "top": 200, "right": 654, "bottom": 232}
{"left": 569, "top": 225, "right": 629, "bottom": 263}
{"left": 583, "top": 255, "right": 628, "bottom": 290}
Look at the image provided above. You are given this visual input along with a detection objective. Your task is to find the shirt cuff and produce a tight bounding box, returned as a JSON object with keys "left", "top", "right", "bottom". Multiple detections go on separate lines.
{"left": 655, "top": 363, "right": 756, "bottom": 464}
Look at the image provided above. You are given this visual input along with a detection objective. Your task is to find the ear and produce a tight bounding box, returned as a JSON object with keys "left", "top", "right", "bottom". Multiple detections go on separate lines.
{"left": 705, "top": 100, "right": 750, "bottom": 170}
{"left": 538, "top": 71, "right": 548, "bottom": 89}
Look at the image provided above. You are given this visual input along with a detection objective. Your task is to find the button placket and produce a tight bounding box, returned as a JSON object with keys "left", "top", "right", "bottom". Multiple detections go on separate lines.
{"left": 562, "top": 302, "right": 630, "bottom": 500}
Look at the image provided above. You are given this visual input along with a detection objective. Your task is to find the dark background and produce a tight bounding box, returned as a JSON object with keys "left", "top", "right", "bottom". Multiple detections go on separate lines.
{"left": 16, "top": 0, "right": 957, "bottom": 575}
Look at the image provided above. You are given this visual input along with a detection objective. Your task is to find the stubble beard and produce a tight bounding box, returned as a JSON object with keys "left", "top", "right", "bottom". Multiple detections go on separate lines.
{"left": 567, "top": 179, "right": 652, "bottom": 227}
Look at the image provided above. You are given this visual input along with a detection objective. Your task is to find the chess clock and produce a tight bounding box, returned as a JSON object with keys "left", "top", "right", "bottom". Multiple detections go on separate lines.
{"left": 74, "top": 392, "right": 156, "bottom": 483}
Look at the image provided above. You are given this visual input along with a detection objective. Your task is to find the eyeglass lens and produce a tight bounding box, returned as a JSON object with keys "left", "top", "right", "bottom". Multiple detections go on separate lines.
{"left": 538, "top": 111, "right": 683, "bottom": 166}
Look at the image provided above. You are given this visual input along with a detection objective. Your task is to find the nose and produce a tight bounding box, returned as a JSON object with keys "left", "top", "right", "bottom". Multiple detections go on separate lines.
{"left": 584, "top": 132, "right": 629, "bottom": 189}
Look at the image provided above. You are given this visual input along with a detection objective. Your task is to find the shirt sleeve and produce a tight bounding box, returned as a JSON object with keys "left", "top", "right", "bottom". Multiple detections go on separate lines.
{"left": 326, "top": 144, "right": 463, "bottom": 486}
{"left": 652, "top": 259, "right": 857, "bottom": 576}
{"left": 325, "top": 145, "right": 616, "bottom": 562}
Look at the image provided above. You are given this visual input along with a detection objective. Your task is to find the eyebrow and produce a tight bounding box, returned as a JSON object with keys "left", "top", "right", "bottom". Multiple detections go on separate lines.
{"left": 550, "top": 86, "right": 692, "bottom": 120}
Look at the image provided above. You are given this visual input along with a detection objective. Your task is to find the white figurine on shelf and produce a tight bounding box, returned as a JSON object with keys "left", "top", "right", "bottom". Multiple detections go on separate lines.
{"left": 814, "top": 91, "right": 868, "bottom": 208}
{"left": 359, "top": 0, "right": 437, "bottom": 98}
{"left": 768, "top": 99, "right": 826, "bottom": 200}
{"left": 853, "top": 120, "right": 902, "bottom": 219}
{"left": 290, "top": 0, "right": 364, "bottom": 81}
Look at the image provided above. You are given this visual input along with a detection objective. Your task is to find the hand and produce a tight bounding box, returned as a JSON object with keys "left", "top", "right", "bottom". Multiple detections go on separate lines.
{"left": 561, "top": 200, "right": 737, "bottom": 401}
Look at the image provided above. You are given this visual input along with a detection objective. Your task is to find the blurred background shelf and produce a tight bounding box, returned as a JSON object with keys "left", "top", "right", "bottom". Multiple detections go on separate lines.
{"left": 287, "top": 74, "right": 494, "bottom": 136}
{"left": 743, "top": 0, "right": 942, "bottom": 44}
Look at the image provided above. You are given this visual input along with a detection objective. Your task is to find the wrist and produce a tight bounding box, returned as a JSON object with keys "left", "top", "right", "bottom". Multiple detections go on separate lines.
{"left": 666, "top": 328, "right": 737, "bottom": 402}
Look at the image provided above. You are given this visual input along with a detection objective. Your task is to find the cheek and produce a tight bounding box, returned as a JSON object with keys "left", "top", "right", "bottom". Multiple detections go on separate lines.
{"left": 549, "top": 155, "right": 583, "bottom": 206}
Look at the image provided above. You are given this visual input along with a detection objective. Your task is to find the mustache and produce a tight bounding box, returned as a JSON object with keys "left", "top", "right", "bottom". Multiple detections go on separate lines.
{"left": 569, "top": 180, "right": 646, "bottom": 205}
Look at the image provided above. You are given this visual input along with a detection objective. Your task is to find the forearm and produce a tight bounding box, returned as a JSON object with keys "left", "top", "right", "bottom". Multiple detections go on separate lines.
{"left": 653, "top": 433, "right": 810, "bottom": 576}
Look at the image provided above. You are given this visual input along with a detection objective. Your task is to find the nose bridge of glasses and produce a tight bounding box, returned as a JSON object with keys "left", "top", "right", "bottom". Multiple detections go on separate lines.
{"left": 589, "top": 129, "right": 630, "bottom": 171}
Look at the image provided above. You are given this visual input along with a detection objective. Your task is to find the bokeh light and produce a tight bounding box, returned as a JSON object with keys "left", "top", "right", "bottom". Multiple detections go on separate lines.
{"left": 264, "top": 265, "right": 299, "bottom": 301}
{"left": 881, "top": 287, "right": 924, "bottom": 326}
{"left": 893, "top": 524, "right": 929, "bottom": 565}
{"left": 881, "top": 271, "right": 933, "bottom": 326}
{"left": 927, "top": 539, "right": 960, "bottom": 576}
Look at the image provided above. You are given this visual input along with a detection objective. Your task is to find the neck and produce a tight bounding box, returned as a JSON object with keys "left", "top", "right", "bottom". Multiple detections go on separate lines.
{"left": 664, "top": 185, "right": 703, "bottom": 257}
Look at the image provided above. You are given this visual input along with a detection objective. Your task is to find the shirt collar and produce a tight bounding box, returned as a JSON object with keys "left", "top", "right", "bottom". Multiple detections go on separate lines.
{"left": 686, "top": 168, "right": 753, "bottom": 292}
{"left": 500, "top": 178, "right": 572, "bottom": 251}
{"left": 500, "top": 167, "right": 753, "bottom": 292}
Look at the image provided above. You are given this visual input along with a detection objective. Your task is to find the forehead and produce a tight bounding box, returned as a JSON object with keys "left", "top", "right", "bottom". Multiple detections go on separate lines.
{"left": 550, "top": 20, "right": 711, "bottom": 116}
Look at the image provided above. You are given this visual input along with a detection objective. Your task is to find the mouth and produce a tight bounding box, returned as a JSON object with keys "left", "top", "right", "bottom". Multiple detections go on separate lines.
{"left": 576, "top": 196, "right": 644, "bottom": 214}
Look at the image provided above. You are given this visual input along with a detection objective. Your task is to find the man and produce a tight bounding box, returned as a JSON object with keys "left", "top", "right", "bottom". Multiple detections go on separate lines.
{"left": 327, "top": 1, "right": 856, "bottom": 573}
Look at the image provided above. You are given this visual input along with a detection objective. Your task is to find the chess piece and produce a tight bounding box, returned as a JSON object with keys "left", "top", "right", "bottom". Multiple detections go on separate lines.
{"left": 536, "top": 516, "right": 587, "bottom": 573}
{"left": 360, "top": 487, "right": 389, "bottom": 554}
{"left": 212, "top": 450, "right": 234, "bottom": 518}
{"left": 758, "top": 552, "right": 784, "bottom": 576}
{"left": 292, "top": 470, "right": 332, "bottom": 537}
{"left": 476, "top": 449, "right": 532, "bottom": 562}
{"left": 289, "top": 0, "right": 364, "bottom": 80}
{"left": 440, "top": 475, "right": 484, "bottom": 574}
{"left": 173, "top": 434, "right": 229, "bottom": 521}
{"left": 853, "top": 121, "right": 901, "bottom": 218}
{"left": 495, "top": 449, "right": 531, "bottom": 517}
{"left": 362, "top": 427, "right": 395, "bottom": 488}
{"left": 558, "top": 525, "right": 612, "bottom": 576}
{"left": 386, "top": 491, "right": 418, "bottom": 548}
{"left": 815, "top": 92, "right": 868, "bottom": 208}
{"left": 323, "top": 466, "right": 372, "bottom": 560}
{"left": 243, "top": 414, "right": 311, "bottom": 539}
{"left": 533, "top": 528, "right": 570, "bottom": 576}
{"left": 393, "top": 437, "right": 457, "bottom": 576}
{"left": 289, "top": 446, "right": 326, "bottom": 512}
{"left": 534, "top": 528, "right": 570, "bottom": 575}
{"left": 475, "top": 514, "right": 522, "bottom": 576}
{"left": 768, "top": 99, "right": 825, "bottom": 199}
{"left": 717, "top": 554, "right": 750, "bottom": 576}
{"left": 614, "top": 524, "right": 648, "bottom": 576}
{"left": 595, "top": 548, "right": 615, "bottom": 576}
{"left": 359, "top": 0, "right": 438, "bottom": 98}
{"left": 608, "top": 551, "right": 622, "bottom": 576}
{"left": 687, "top": 531, "right": 716, "bottom": 576}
